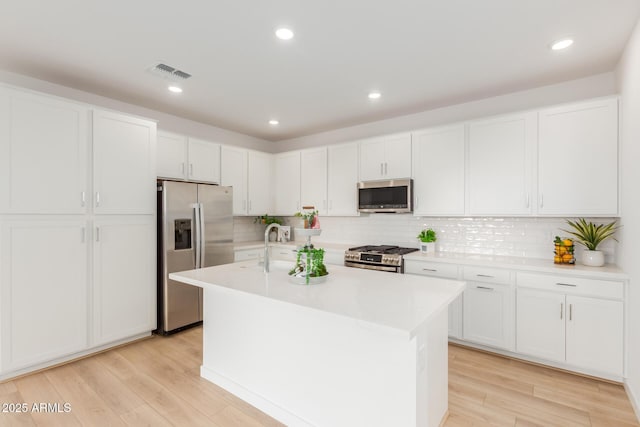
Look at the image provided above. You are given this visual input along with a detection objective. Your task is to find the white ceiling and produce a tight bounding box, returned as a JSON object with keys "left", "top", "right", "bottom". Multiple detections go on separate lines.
{"left": 1, "top": 1, "right": 639, "bottom": 141}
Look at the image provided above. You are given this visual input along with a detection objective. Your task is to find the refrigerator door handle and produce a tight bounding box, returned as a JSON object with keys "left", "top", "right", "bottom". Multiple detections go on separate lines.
{"left": 193, "top": 203, "right": 201, "bottom": 269}
{"left": 199, "top": 202, "right": 206, "bottom": 268}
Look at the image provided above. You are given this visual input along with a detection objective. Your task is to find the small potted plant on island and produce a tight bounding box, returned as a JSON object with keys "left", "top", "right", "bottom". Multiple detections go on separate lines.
{"left": 561, "top": 218, "right": 619, "bottom": 267}
{"left": 417, "top": 228, "right": 437, "bottom": 253}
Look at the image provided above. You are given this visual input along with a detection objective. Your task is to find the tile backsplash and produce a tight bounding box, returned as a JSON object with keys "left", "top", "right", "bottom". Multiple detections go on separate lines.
{"left": 235, "top": 215, "right": 618, "bottom": 263}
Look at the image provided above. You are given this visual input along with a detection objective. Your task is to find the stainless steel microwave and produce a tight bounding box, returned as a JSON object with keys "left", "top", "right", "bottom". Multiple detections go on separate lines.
{"left": 357, "top": 179, "right": 413, "bottom": 213}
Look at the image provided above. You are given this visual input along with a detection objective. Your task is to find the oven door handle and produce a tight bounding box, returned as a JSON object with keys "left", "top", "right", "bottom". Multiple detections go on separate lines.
{"left": 344, "top": 261, "right": 399, "bottom": 273}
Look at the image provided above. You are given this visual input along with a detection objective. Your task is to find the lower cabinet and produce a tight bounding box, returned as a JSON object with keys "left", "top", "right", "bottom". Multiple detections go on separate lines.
{"left": 462, "top": 281, "right": 515, "bottom": 351}
{"left": 516, "top": 273, "right": 624, "bottom": 377}
{"left": 0, "top": 218, "right": 89, "bottom": 372}
{"left": 404, "top": 260, "right": 462, "bottom": 338}
{"left": 92, "top": 216, "right": 155, "bottom": 346}
{"left": 0, "top": 216, "right": 155, "bottom": 377}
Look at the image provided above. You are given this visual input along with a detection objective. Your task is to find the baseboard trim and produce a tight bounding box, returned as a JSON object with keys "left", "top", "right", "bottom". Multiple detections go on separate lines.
{"left": 624, "top": 381, "right": 640, "bottom": 423}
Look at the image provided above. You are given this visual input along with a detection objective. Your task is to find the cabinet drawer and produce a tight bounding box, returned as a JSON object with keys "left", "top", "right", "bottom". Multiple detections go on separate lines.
{"left": 517, "top": 272, "right": 623, "bottom": 299}
{"left": 463, "top": 266, "right": 512, "bottom": 285}
{"left": 234, "top": 249, "right": 262, "bottom": 262}
{"left": 271, "top": 246, "right": 297, "bottom": 261}
{"left": 405, "top": 260, "right": 458, "bottom": 279}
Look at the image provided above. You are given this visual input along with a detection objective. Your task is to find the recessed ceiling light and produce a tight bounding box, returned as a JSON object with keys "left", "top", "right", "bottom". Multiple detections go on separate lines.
{"left": 269, "top": 120, "right": 279, "bottom": 125}
{"left": 551, "top": 39, "right": 574, "bottom": 50}
{"left": 368, "top": 92, "right": 381, "bottom": 100}
{"left": 168, "top": 85, "right": 183, "bottom": 93}
{"left": 275, "top": 27, "right": 294, "bottom": 40}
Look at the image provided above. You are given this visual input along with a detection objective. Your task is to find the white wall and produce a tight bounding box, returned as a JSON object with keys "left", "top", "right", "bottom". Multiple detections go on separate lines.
{"left": 0, "top": 69, "right": 274, "bottom": 153}
{"left": 616, "top": 18, "right": 640, "bottom": 418}
{"left": 275, "top": 73, "right": 617, "bottom": 151}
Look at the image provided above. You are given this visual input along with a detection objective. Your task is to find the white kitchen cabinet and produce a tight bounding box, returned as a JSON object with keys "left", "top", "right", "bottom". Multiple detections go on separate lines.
{"left": 93, "top": 109, "right": 156, "bottom": 214}
{"left": 462, "top": 266, "right": 514, "bottom": 351}
{"left": 221, "top": 145, "right": 248, "bottom": 215}
{"left": 537, "top": 98, "right": 618, "bottom": 216}
{"left": 156, "top": 131, "right": 188, "bottom": 180}
{"left": 273, "top": 151, "right": 301, "bottom": 215}
{"left": 359, "top": 133, "right": 411, "bottom": 180}
{"left": 412, "top": 125, "right": 465, "bottom": 216}
{"left": 157, "top": 133, "right": 221, "bottom": 183}
{"left": 0, "top": 218, "right": 88, "bottom": 372}
{"left": 327, "top": 143, "right": 359, "bottom": 216}
{"left": 404, "top": 259, "right": 462, "bottom": 338}
{"left": 234, "top": 247, "right": 262, "bottom": 262}
{"left": 92, "top": 216, "right": 155, "bottom": 346}
{"left": 516, "top": 288, "right": 566, "bottom": 363}
{"left": 516, "top": 272, "right": 624, "bottom": 377}
{"left": 247, "top": 150, "right": 273, "bottom": 215}
{"left": 187, "top": 137, "right": 221, "bottom": 183}
{"left": 301, "top": 147, "right": 328, "bottom": 215}
{"left": 467, "top": 112, "right": 536, "bottom": 215}
{"left": 0, "top": 87, "right": 89, "bottom": 214}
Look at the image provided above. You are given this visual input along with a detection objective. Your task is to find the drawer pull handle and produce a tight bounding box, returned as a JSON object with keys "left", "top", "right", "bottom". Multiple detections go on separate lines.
{"left": 476, "top": 274, "right": 494, "bottom": 278}
{"left": 422, "top": 268, "right": 437, "bottom": 272}
{"left": 476, "top": 286, "right": 494, "bottom": 291}
{"left": 555, "top": 282, "right": 577, "bottom": 287}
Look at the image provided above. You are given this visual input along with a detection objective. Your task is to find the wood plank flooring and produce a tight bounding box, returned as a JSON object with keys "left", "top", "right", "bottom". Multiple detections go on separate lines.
{"left": 0, "top": 327, "right": 637, "bottom": 426}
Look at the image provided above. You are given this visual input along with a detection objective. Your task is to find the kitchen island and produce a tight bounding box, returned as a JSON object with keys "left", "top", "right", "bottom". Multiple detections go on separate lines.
{"left": 170, "top": 260, "right": 465, "bottom": 427}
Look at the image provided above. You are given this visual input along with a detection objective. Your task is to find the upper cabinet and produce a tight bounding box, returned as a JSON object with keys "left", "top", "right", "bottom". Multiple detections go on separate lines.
{"left": 327, "top": 143, "right": 359, "bottom": 216}
{"left": 0, "top": 87, "right": 89, "bottom": 214}
{"left": 359, "top": 133, "right": 412, "bottom": 181}
{"left": 157, "top": 131, "right": 220, "bottom": 184}
{"left": 220, "top": 146, "right": 248, "bottom": 215}
{"left": 412, "top": 125, "right": 465, "bottom": 216}
{"left": 537, "top": 98, "right": 618, "bottom": 216}
{"left": 247, "top": 150, "right": 272, "bottom": 215}
{"left": 300, "top": 147, "right": 328, "bottom": 215}
{"left": 273, "top": 151, "right": 301, "bottom": 215}
{"left": 467, "top": 112, "right": 536, "bottom": 216}
{"left": 93, "top": 109, "right": 156, "bottom": 215}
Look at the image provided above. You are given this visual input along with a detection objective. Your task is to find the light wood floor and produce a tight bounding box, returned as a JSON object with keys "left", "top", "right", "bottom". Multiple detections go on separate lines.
{"left": 0, "top": 327, "right": 637, "bottom": 426}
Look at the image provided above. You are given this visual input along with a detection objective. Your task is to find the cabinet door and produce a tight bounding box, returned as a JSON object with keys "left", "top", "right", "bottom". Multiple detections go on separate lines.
{"left": 0, "top": 88, "right": 88, "bottom": 214}
{"left": 221, "top": 146, "right": 248, "bottom": 215}
{"left": 516, "top": 288, "right": 565, "bottom": 363}
{"left": 412, "top": 126, "right": 465, "bottom": 215}
{"left": 538, "top": 98, "right": 618, "bottom": 216}
{"left": 0, "top": 219, "right": 88, "bottom": 371}
{"left": 156, "top": 131, "right": 187, "bottom": 180}
{"left": 93, "top": 110, "right": 156, "bottom": 214}
{"left": 383, "top": 133, "right": 412, "bottom": 179}
{"left": 273, "top": 151, "right": 300, "bottom": 215}
{"left": 247, "top": 151, "right": 272, "bottom": 215}
{"left": 188, "top": 138, "right": 220, "bottom": 183}
{"left": 359, "top": 137, "right": 386, "bottom": 181}
{"left": 463, "top": 282, "right": 514, "bottom": 350}
{"left": 327, "top": 143, "right": 359, "bottom": 216}
{"left": 566, "top": 295, "right": 623, "bottom": 376}
{"left": 468, "top": 113, "right": 535, "bottom": 215}
{"left": 300, "top": 147, "right": 328, "bottom": 215}
{"left": 92, "top": 217, "right": 155, "bottom": 346}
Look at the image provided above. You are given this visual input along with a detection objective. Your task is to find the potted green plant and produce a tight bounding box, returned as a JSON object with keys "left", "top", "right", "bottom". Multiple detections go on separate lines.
{"left": 561, "top": 218, "right": 619, "bottom": 267}
{"left": 417, "top": 228, "right": 437, "bottom": 253}
{"left": 294, "top": 208, "right": 319, "bottom": 229}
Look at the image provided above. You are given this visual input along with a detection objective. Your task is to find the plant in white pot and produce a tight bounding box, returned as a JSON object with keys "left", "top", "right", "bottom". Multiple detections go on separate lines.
{"left": 561, "top": 218, "right": 619, "bottom": 267}
{"left": 417, "top": 228, "right": 437, "bottom": 253}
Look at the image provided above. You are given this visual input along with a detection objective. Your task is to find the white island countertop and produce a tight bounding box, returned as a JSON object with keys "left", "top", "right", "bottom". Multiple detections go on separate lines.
{"left": 170, "top": 260, "right": 465, "bottom": 338}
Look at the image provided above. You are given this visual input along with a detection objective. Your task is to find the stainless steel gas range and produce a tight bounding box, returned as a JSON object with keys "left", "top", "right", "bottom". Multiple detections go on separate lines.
{"left": 344, "top": 245, "right": 419, "bottom": 273}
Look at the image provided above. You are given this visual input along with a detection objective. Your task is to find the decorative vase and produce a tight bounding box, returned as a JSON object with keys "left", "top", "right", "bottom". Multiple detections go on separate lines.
{"left": 582, "top": 250, "right": 605, "bottom": 267}
{"left": 420, "top": 242, "right": 436, "bottom": 253}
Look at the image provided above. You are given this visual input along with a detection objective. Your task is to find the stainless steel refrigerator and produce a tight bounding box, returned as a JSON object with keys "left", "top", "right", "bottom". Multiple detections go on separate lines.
{"left": 156, "top": 180, "right": 233, "bottom": 334}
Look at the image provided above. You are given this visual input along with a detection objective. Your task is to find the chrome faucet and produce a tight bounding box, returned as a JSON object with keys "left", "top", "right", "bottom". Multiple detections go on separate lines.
{"left": 264, "top": 223, "right": 281, "bottom": 273}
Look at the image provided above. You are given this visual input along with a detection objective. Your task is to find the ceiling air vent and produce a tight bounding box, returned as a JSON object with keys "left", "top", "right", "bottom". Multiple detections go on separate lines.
{"left": 148, "top": 62, "right": 192, "bottom": 80}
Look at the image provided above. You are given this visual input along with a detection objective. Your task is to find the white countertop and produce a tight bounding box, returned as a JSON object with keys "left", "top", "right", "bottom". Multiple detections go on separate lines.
{"left": 403, "top": 251, "right": 628, "bottom": 280}
{"left": 170, "top": 260, "right": 465, "bottom": 338}
{"left": 234, "top": 240, "right": 354, "bottom": 252}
